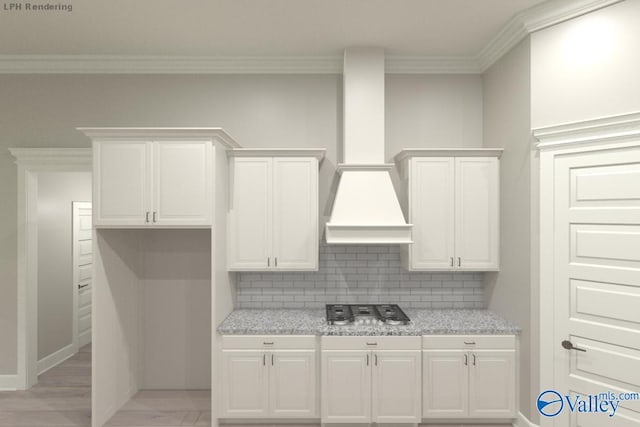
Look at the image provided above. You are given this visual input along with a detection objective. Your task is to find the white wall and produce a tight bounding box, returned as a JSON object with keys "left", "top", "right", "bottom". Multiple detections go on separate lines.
{"left": 37, "top": 172, "right": 92, "bottom": 361}
{"left": 531, "top": 0, "right": 640, "bottom": 128}
{"left": 482, "top": 39, "right": 538, "bottom": 423}
{"left": 0, "top": 73, "right": 483, "bottom": 374}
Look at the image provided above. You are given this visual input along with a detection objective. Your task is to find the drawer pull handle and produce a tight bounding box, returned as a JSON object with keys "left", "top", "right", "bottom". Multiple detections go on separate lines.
{"left": 464, "top": 341, "right": 476, "bottom": 345}
{"left": 263, "top": 341, "right": 274, "bottom": 345}
{"left": 366, "top": 342, "right": 378, "bottom": 346}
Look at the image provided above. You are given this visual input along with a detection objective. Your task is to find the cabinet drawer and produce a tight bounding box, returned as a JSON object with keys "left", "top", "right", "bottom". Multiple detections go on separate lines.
{"left": 422, "top": 335, "right": 515, "bottom": 350}
{"left": 322, "top": 336, "right": 421, "bottom": 350}
{"left": 222, "top": 335, "right": 317, "bottom": 349}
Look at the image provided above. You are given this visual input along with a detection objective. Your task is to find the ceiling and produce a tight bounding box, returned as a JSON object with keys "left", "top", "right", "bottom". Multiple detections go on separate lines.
{"left": 1, "top": 0, "right": 547, "bottom": 56}
{"left": 0, "top": 0, "right": 616, "bottom": 72}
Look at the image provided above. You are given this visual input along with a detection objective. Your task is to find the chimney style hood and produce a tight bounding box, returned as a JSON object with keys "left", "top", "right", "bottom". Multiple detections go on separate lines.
{"left": 325, "top": 48, "right": 412, "bottom": 244}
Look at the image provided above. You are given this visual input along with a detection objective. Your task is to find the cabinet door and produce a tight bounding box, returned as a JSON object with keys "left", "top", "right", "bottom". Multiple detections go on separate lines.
{"left": 321, "top": 351, "right": 371, "bottom": 423}
{"left": 220, "top": 350, "right": 269, "bottom": 418}
{"left": 409, "top": 158, "right": 455, "bottom": 270}
{"left": 94, "top": 141, "right": 151, "bottom": 226}
{"left": 469, "top": 350, "right": 515, "bottom": 418}
{"left": 423, "top": 350, "right": 468, "bottom": 418}
{"left": 228, "top": 158, "right": 272, "bottom": 270}
{"left": 455, "top": 157, "right": 499, "bottom": 270}
{"left": 372, "top": 350, "right": 421, "bottom": 423}
{"left": 272, "top": 158, "right": 319, "bottom": 270}
{"left": 153, "top": 141, "right": 211, "bottom": 226}
{"left": 269, "top": 350, "right": 317, "bottom": 418}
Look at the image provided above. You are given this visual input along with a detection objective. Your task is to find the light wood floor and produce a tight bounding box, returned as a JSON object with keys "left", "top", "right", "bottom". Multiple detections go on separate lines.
{"left": 0, "top": 344, "right": 211, "bottom": 427}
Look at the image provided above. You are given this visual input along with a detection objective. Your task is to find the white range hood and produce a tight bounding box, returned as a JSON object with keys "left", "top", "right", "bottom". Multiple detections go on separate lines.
{"left": 325, "top": 48, "right": 412, "bottom": 244}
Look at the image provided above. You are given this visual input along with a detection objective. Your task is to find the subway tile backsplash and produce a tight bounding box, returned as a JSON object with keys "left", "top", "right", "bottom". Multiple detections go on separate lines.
{"left": 235, "top": 243, "right": 485, "bottom": 309}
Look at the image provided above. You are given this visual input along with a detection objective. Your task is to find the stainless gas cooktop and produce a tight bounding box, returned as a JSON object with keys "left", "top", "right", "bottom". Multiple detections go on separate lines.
{"left": 326, "top": 304, "right": 410, "bottom": 326}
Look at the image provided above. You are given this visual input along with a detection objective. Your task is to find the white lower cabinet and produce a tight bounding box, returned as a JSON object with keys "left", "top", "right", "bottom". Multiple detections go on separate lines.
{"left": 321, "top": 336, "right": 421, "bottom": 424}
{"left": 220, "top": 336, "right": 317, "bottom": 419}
{"left": 422, "top": 335, "right": 516, "bottom": 419}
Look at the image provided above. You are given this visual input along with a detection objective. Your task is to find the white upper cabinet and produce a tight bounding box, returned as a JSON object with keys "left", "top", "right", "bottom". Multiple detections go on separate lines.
{"left": 83, "top": 128, "right": 239, "bottom": 228}
{"left": 153, "top": 141, "right": 212, "bottom": 226}
{"left": 228, "top": 149, "right": 325, "bottom": 271}
{"left": 94, "top": 141, "right": 151, "bottom": 226}
{"left": 455, "top": 157, "right": 500, "bottom": 270}
{"left": 396, "top": 149, "right": 502, "bottom": 271}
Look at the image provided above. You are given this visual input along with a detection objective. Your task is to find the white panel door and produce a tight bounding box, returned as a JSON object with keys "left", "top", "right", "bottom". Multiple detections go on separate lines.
{"left": 423, "top": 350, "right": 468, "bottom": 418}
{"left": 410, "top": 158, "right": 455, "bottom": 270}
{"left": 73, "top": 202, "right": 93, "bottom": 348}
{"left": 553, "top": 146, "right": 640, "bottom": 426}
{"left": 269, "top": 350, "right": 317, "bottom": 418}
{"left": 228, "top": 158, "right": 272, "bottom": 270}
{"left": 455, "top": 157, "right": 499, "bottom": 270}
{"left": 321, "top": 350, "right": 371, "bottom": 423}
{"left": 221, "top": 350, "right": 269, "bottom": 418}
{"left": 153, "top": 141, "right": 211, "bottom": 226}
{"left": 272, "top": 158, "right": 318, "bottom": 270}
{"left": 94, "top": 141, "right": 150, "bottom": 226}
{"left": 468, "top": 350, "right": 515, "bottom": 418}
{"left": 372, "top": 350, "right": 421, "bottom": 423}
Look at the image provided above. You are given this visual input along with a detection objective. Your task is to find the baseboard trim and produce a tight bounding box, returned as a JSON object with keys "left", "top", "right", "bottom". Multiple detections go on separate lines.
{"left": 0, "top": 374, "right": 20, "bottom": 391}
{"left": 37, "top": 343, "right": 77, "bottom": 375}
{"left": 513, "top": 411, "right": 539, "bottom": 427}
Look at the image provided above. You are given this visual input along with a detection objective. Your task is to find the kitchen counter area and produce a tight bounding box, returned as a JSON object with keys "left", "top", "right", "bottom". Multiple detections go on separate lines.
{"left": 217, "top": 308, "right": 521, "bottom": 336}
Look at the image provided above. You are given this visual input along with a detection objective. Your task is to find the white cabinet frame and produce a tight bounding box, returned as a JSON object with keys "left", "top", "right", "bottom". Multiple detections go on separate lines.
{"left": 227, "top": 149, "right": 325, "bottom": 271}
{"left": 396, "top": 148, "right": 502, "bottom": 271}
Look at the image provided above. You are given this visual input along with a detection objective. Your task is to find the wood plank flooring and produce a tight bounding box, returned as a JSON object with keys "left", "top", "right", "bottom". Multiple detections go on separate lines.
{"left": 0, "top": 344, "right": 212, "bottom": 427}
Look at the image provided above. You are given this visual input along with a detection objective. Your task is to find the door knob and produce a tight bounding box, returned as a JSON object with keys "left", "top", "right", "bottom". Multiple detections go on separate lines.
{"left": 561, "top": 340, "right": 586, "bottom": 352}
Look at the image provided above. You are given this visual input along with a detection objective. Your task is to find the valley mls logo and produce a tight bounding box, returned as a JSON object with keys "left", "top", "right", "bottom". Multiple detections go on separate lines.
{"left": 538, "top": 390, "right": 565, "bottom": 417}
{"left": 536, "top": 389, "right": 636, "bottom": 418}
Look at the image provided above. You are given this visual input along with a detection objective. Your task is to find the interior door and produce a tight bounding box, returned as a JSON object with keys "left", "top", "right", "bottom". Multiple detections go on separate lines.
{"left": 220, "top": 350, "right": 269, "bottom": 418}
{"left": 73, "top": 202, "right": 93, "bottom": 348}
{"left": 321, "top": 350, "right": 371, "bottom": 423}
{"left": 272, "top": 157, "right": 318, "bottom": 270}
{"left": 269, "top": 350, "right": 317, "bottom": 417}
{"left": 372, "top": 350, "right": 421, "bottom": 423}
{"left": 455, "top": 157, "right": 499, "bottom": 270}
{"left": 554, "top": 146, "right": 640, "bottom": 426}
{"left": 423, "top": 350, "right": 468, "bottom": 418}
{"left": 153, "top": 141, "right": 211, "bottom": 225}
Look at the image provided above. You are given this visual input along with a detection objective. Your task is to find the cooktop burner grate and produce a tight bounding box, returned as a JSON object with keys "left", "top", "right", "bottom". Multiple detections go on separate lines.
{"left": 326, "top": 304, "right": 410, "bottom": 326}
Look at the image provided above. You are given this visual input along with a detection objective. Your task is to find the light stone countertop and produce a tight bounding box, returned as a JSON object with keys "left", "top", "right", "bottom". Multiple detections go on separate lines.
{"left": 217, "top": 308, "right": 521, "bottom": 336}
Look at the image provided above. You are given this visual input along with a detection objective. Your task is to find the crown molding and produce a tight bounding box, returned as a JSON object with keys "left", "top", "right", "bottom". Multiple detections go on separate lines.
{"left": 386, "top": 56, "right": 480, "bottom": 74}
{"left": 0, "top": 55, "right": 344, "bottom": 74}
{"left": 8, "top": 148, "right": 91, "bottom": 167}
{"left": 532, "top": 111, "right": 640, "bottom": 150}
{"left": 0, "top": 0, "right": 624, "bottom": 75}
{"left": 477, "top": 0, "right": 623, "bottom": 72}
{"left": 76, "top": 127, "right": 240, "bottom": 148}
{"left": 228, "top": 148, "right": 325, "bottom": 161}
{"left": 394, "top": 148, "right": 504, "bottom": 163}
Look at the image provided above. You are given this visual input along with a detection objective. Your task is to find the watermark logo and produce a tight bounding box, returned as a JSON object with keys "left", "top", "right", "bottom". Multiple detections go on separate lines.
{"left": 537, "top": 389, "right": 640, "bottom": 418}
{"left": 538, "top": 390, "right": 564, "bottom": 417}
